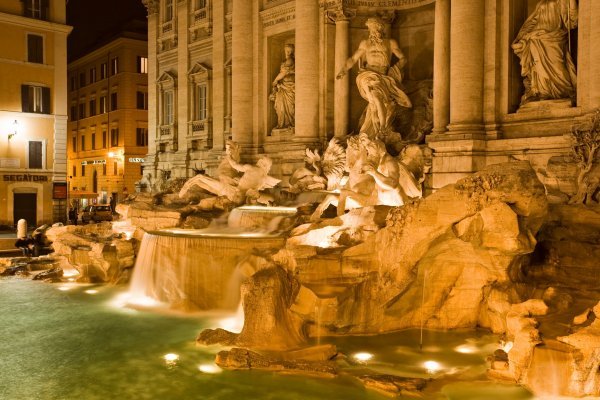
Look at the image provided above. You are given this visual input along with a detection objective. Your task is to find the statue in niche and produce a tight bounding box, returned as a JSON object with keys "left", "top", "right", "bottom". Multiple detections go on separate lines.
{"left": 336, "top": 17, "right": 412, "bottom": 138}
{"left": 288, "top": 138, "right": 346, "bottom": 193}
{"left": 269, "top": 43, "right": 295, "bottom": 129}
{"left": 512, "top": 0, "right": 578, "bottom": 106}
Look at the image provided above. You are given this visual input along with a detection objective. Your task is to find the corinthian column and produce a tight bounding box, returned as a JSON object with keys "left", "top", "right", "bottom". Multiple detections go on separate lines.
{"left": 432, "top": 0, "right": 450, "bottom": 134}
{"left": 295, "top": 0, "right": 320, "bottom": 139}
{"left": 448, "top": 0, "right": 485, "bottom": 135}
{"left": 232, "top": 0, "right": 253, "bottom": 145}
{"left": 328, "top": 7, "right": 355, "bottom": 137}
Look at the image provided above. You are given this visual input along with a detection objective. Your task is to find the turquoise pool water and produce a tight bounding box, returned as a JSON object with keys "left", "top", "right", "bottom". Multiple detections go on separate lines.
{"left": 0, "top": 278, "right": 534, "bottom": 400}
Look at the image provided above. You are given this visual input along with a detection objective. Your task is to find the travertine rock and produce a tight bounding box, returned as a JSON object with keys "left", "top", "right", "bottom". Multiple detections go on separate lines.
{"left": 356, "top": 374, "right": 427, "bottom": 398}
{"left": 46, "top": 223, "right": 134, "bottom": 283}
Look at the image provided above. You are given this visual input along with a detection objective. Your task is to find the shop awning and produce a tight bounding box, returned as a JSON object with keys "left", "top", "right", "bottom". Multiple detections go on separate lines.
{"left": 69, "top": 191, "right": 98, "bottom": 199}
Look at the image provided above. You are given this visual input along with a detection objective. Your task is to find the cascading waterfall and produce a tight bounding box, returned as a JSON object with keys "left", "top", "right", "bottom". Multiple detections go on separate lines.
{"left": 127, "top": 206, "right": 295, "bottom": 312}
{"left": 128, "top": 230, "right": 285, "bottom": 311}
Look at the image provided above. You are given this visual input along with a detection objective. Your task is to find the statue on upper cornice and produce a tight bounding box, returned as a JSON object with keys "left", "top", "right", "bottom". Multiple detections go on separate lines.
{"left": 141, "top": 0, "right": 159, "bottom": 15}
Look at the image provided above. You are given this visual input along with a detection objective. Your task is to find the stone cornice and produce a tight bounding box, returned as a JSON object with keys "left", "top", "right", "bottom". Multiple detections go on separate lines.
{"left": 259, "top": 2, "right": 295, "bottom": 30}
{"left": 320, "top": 0, "right": 435, "bottom": 11}
{"left": 0, "top": 11, "right": 72, "bottom": 34}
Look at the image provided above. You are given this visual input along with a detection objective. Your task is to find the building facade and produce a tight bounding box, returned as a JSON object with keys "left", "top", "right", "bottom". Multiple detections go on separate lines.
{"left": 142, "top": 0, "right": 600, "bottom": 199}
{"left": 0, "top": 0, "right": 71, "bottom": 228}
{"left": 67, "top": 34, "right": 148, "bottom": 208}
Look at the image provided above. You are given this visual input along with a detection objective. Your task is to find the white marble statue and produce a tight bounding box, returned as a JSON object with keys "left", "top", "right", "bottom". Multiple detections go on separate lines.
{"left": 270, "top": 43, "right": 295, "bottom": 129}
{"left": 288, "top": 138, "right": 346, "bottom": 193}
{"left": 179, "top": 144, "right": 280, "bottom": 205}
{"left": 136, "top": 173, "right": 153, "bottom": 193}
{"left": 336, "top": 17, "right": 412, "bottom": 137}
{"left": 512, "top": 0, "right": 578, "bottom": 106}
{"left": 310, "top": 134, "right": 427, "bottom": 220}
{"left": 179, "top": 140, "right": 241, "bottom": 198}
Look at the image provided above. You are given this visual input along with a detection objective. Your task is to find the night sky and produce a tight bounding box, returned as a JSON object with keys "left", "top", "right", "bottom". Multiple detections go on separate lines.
{"left": 67, "top": 0, "right": 147, "bottom": 62}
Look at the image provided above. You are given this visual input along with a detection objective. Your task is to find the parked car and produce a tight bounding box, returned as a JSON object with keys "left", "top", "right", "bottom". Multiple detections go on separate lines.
{"left": 81, "top": 204, "right": 113, "bottom": 223}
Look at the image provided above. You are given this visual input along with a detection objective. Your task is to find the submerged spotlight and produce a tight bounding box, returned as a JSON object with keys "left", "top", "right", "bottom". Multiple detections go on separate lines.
{"left": 352, "top": 352, "right": 374, "bottom": 362}
{"left": 423, "top": 360, "right": 442, "bottom": 374}
{"left": 198, "top": 364, "right": 222, "bottom": 374}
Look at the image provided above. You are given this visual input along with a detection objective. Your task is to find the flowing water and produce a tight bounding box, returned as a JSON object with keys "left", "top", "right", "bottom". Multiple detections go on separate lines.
{"left": 0, "top": 278, "right": 535, "bottom": 400}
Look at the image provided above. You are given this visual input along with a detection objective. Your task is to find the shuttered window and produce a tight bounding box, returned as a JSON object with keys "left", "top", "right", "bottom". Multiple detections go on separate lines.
{"left": 21, "top": 85, "right": 50, "bottom": 114}
{"left": 27, "top": 34, "right": 43, "bottom": 63}
{"left": 28, "top": 141, "right": 43, "bottom": 169}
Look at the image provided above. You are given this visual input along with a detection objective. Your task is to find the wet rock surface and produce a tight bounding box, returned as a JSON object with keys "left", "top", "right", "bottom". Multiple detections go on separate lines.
{"left": 355, "top": 374, "right": 427, "bottom": 398}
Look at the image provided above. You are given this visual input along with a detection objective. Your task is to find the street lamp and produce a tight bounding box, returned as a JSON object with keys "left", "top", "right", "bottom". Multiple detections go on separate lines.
{"left": 8, "top": 120, "right": 17, "bottom": 140}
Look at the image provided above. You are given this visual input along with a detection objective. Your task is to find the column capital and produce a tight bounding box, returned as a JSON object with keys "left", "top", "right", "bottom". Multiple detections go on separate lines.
{"left": 142, "top": 0, "right": 158, "bottom": 15}
{"left": 326, "top": 5, "right": 356, "bottom": 23}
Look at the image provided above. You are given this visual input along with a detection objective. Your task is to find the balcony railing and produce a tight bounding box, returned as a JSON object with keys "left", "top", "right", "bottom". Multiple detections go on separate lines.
{"left": 162, "top": 21, "right": 173, "bottom": 33}
{"left": 160, "top": 124, "right": 173, "bottom": 136}
{"left": 194, "top": 7, "right": 208, "bottom": 22}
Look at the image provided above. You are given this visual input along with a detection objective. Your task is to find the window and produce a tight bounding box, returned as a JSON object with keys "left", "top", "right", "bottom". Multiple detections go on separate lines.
{"left": 136, "top": 91, "right": 148, "bottom": 110}
{"left": 111, "top": 57, "right": 118, "bottom": 76}
{"left": 110, "top": 128, "right": 119, "bottom": 147}
{"left": 72, "top": 136, "right": 77, "bottom": 152}
{"left": 113, "top": 161, "right": 118, "bottom": 175}
{"left": 100, "top": 63, "right": 107, "bottom": 79}
{"left": 82, "top": 164, "right": 86, "bottom": 177}
{"left": 91, "top": 133, "right": 96, "bottom": 150}
{"left": 99, "top": 96, "right": 107, "bottom": 114}
{"left": 24, "top": 0, "right": 47, "bottom": 20}
{"left": 164, "top": 0, "right": 173, "bottom": 21}
{"left": 28, "top": 141, "right": 43, "bottom": 169}
{"left": 136, "top": 128, "right": 148, "bottom": 146}
{"left": 78, "top": 103, "right": 85, "bottom": 119}
{"left": 72, "top": 165, "right": 76, "bottom": 177}
{"left": 195, "top": 84, "right": 208, "bottom": 120}
{"left": 102, "top": 130, "right": 107, "bottom": 148}
{"left": 163, "top": 90, "right": 174, "bottom": 125}
{"left": 21, "top": 85, "right": 49, "bottom": 114}
{"left": 90, "top": 68, "right": 96, "bottom": 83}
{"left": 70, "top": 105, "right": 77, "bottom": 121}
{"left": 110, "top": 92, "right": 118, "bottom": 111}
{"left": 27, "top": 34, "right": 43, "bottom": 63}
{"left": 137, "top": 56, "right": 148, "bottom": 74}
{"left": 79, "top": 72, "right": 85, "bottom": 87}
{"left": 196, "top": 0, "right": 207, "bottom": 9}
{"left": 70, "top": 76, "right": 76, "bottom": 91}
{"left": 81, "top": 135, "right": 86, "bottom": 151}
{"left": 89, "top": 99, "right": 96, "bottom": 117}
{"left": 102, "top": 163, "right": 107, "bottom": 175}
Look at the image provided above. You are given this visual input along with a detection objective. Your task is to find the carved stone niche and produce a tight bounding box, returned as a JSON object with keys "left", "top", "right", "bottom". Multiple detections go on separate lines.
{"left": 267, "top": 32, "right": 295, "bottom": 135}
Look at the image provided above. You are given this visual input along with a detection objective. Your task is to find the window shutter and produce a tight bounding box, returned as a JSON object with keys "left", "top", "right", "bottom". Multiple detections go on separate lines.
{"left": 21, "top": 85, "right": 30, "bottom": 112}
{"left": 41, "top": 0, "right": 49, "bottom": 20}
{"left": 41, "top": 87, "right": 50, "bottom": 114}
{"left": 29, "top": 141, "right": 43, "bottom": 169}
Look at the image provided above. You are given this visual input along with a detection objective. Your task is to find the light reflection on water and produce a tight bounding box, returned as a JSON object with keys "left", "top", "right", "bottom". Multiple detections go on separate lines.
{"left": 0, "top": 278, "right": 534, "bottom": 400}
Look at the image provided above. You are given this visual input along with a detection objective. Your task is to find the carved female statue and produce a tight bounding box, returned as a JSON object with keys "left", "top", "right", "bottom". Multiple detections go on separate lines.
{"left": 512, "top": 0, "right": 578, "bottom": 106}
{"left": 270, "top": 43, "right": 295, "bottom": 129}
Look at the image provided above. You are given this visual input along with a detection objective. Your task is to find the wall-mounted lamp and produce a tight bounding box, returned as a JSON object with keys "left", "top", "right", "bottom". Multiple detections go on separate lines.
{"left": 8, "top": 120, "right": 17, "bottom": 140}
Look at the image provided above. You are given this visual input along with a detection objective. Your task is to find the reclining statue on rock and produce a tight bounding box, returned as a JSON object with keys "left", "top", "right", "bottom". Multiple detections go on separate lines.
{"left": 310, "top": 133, "right": 426, "bottom": 220}
{"left": 288, "top": 137, "right": 346, "bottom": 193}
{"left": 179, "top": 148, "right": 280, "bottom": 206}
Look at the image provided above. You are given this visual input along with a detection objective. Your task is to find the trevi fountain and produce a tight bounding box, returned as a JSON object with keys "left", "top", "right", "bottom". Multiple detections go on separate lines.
{"left": 2, "top": 0, "right": 600, "bottom": 399}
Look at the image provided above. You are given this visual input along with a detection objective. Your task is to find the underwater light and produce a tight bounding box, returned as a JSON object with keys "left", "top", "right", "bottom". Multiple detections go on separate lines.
{"left": 84, "top": 289, "right": 98, "bottom": 295}
{"left": 454, "top": 344, "right": 478, "bottom": 354}
{"left": 198, "top": 364, "right": 222, "bottom": 374}
{"left": 163, "top": 353, "right": 179, "bottom": 364}
{"left": 57, "top": 286, "right": 72, "bottom": 291}
{"left": 423, "top": 360, "right": 442, "bottom": 374}
{"left": 352, "top": 352, "right": 374, "bottom": 362}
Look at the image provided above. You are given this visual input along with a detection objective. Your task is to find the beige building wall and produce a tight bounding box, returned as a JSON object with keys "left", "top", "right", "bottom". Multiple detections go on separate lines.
{"left": 67, "top": 36, "right": 148, "bottom": 208}
{"left": 0, "top": 0, "right": 71, "bottom": 227}
{"left": 141, "top": 0, "right": 600, "bottom": 197}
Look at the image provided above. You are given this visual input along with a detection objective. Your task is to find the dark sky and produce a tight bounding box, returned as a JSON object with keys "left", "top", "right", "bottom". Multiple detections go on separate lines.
{"left": 67, "top": 0, "right": 147, "bottom": 62}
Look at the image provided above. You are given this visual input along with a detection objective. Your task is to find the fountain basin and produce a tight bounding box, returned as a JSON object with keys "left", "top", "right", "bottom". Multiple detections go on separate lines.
{"left": 129, "top": 229, "right": 286, "bottom": 311}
